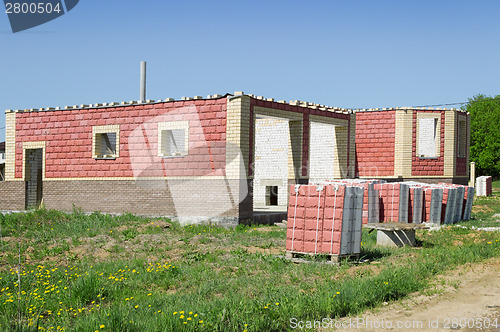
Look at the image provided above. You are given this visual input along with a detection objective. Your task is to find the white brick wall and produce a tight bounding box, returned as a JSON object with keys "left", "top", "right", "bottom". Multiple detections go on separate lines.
{"left": 309, "top": 122, "right": 336, "bottom": 181}
{"left": 418, "top": 117, "right": 438, "bottom": 157}
{"left": 253, "top": 116, "right": 289, "bottom": 208}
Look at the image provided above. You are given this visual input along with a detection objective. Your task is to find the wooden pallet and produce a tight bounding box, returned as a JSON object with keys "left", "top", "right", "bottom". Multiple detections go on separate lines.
{"left": 285, "top": 251, "right": 359, "bottom": 264}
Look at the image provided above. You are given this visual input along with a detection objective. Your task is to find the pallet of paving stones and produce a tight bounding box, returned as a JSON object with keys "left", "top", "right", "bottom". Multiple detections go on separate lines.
{"left": 284, "top": 251, "right": 359, "bottom": 263}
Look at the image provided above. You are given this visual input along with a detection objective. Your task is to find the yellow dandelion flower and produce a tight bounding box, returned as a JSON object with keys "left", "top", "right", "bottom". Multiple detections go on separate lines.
{"left": 180, "top": 315, "right": 185, "bottom": 319}
{"left": 199, "top": 320, "right": 203, "bottom": 324}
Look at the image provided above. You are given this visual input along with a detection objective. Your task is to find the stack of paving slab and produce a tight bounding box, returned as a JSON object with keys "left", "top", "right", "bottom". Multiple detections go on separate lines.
{"left": 286, "top": 183, "right": 364, "bottom": 257}
{"left": 476, "top": 176, "right": 493, "bottom": 196}
{"left": 402, "top": 181, "right": 474, "bottom": 225}
{"left": 295, "top": 179, "right": 474, "bottom": 230}
{"left": 310, "top": 179, "right": 383, "bottom": 224}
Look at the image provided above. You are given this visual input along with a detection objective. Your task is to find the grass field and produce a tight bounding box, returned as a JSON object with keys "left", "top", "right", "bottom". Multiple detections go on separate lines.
{"left": 0, "top": 182, "right": 499, "bottom": 331}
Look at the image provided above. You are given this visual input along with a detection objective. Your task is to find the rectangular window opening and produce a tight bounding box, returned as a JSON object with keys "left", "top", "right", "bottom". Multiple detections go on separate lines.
{"left": 158, "top": 121, "right": 189, "bottom": 158}
{"left": 457, "top": 119, "right": 467, "bottom": 158}
{"left": 93, "top": 125, "right": 120, "bottom": 159}
{"left": 266, "top": 186, "right": 279, "bottom": 206}
{"left": 418, "top": 117, "right": 438, "bottom": 158}
{"left": 161, "top": 129, "right": 186, "bottom": 157}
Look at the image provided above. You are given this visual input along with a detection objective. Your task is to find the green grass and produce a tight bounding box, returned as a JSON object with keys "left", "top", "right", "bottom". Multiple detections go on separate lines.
{"left": 0, "top": 183, "right": 499, "bottom": 331}
{"left": 456, "top": 179, "right": 500, "bottom": 228}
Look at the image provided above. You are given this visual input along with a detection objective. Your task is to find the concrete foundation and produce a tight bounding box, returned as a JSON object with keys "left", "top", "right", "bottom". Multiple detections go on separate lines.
{"left": 376, "top": 229, "right": 416, "bottom": 247}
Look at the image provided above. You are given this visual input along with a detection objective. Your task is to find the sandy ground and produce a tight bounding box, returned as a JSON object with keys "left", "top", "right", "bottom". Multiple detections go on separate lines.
{"left": 319, "top": 257, "right": 500, "bottom": 332}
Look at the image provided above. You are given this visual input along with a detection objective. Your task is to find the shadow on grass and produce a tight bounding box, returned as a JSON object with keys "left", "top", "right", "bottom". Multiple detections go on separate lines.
{"left": 359, "top": 246, "right": 393, "bottom": 261}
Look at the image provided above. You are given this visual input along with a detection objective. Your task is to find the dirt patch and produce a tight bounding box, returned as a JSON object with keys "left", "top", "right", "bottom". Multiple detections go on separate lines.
{"left": 321, "top": 257, "right": 500, "bottom": 331}
{"left": 246, "top": 245, "right": 282, "bottom": 255}
{"left": 472, "top": 205, "right": 495, "bottom": 214}
{"left": 137, "top": 220, "right": 171, "bottom": 231}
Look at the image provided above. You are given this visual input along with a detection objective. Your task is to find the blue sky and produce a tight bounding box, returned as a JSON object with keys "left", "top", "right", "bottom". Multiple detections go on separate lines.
{"left": 0, "top": 0, "right": 499, "bottom": 141}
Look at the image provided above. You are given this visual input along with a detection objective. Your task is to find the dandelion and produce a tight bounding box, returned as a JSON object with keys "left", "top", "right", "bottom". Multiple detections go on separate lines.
{"left": 180, "top": 315, "right": 185, "bottom": 319}
{"left": 100, "top": 325, "right": 105, "bottom": 329}
{"left": 189, "top": 311, "right": 193, "bottom": 315}
{"left": 199, "top": 320, "right": 204, "bottom": 324}
{"left": 135, "top": 305, "right": 139, "bottom": 309}
{"left": 275, "top": 302, "right": 279, "bottom": 305}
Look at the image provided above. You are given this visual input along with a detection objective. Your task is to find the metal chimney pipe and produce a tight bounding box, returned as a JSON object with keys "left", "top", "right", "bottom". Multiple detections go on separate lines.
{"left": 140, "top": 61, "right": 146, "bottom": 102}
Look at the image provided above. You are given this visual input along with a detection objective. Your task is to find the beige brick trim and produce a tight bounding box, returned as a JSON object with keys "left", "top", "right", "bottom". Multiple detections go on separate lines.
{"left": 348, "top": 113, "right": 356, "bottom": 178}
{"left": 43, "top": 176, "right": 227, "bottom": 181}
{"left": 5, "top": 112, "right": 16, "bottom": 181}
{"left": 22, "top": 141, "right": 46, "bottom": 181}
{"left": 92, "top": 124, "right": 120, "bottom": 159}
{"left": 226, "top": 96, "right": 250, "bottom": 180}
{"left": 254, "top": 106, "right": 303, "bottom": 120}
{"left": 444, "top": 111, "right": 457, "bottom": 177}
{"left": 394, "top": 110, "right": 413, "bottom": 177}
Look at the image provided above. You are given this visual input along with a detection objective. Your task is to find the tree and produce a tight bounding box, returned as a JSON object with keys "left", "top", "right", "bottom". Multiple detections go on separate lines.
{"left": 463, "top": 94, "right": 500, "bottom": 178}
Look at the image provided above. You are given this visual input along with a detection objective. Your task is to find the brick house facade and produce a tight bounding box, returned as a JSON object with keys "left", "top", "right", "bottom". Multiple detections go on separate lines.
{"left": 0, "top": 92, "right": 470, "bottom": 225}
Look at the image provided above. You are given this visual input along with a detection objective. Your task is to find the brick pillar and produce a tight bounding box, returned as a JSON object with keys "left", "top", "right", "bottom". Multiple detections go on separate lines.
{"left": 4, "top": 111, "right": 16, "bottom": 181}
{"left": 444, "top": 110, "right": 457, "bottom": 177}
{"left": 301, "top": 113, "right": 309, "bottom": 178}
{"left": 394, "top": 109, "right": 413, "bottom": 178}
{"left": 226, "top": 95, "right": 252, "bottom": 222}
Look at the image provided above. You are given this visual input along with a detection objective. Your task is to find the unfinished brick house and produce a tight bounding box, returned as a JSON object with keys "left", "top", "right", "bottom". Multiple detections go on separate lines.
{"left": 0, "top": 92, "right": 470, "bottom": 225}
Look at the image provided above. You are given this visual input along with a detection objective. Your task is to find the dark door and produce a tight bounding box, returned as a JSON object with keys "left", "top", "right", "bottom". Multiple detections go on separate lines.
{"left": 25, "top": 148, "right": 43, "bottom": 209}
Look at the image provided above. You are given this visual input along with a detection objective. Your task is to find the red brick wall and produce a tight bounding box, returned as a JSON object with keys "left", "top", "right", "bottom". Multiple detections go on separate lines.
{"left": 355, "top": 111, "right": 396, "bottom": 177}
{"left": 14, "top": 98, "right": 227, "bottom": 179}
{"left": 456, "top": 113, "right": 467, "bottom": 176}
{"left": 411, "top": 111, "right": 445, "bottom": 176}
